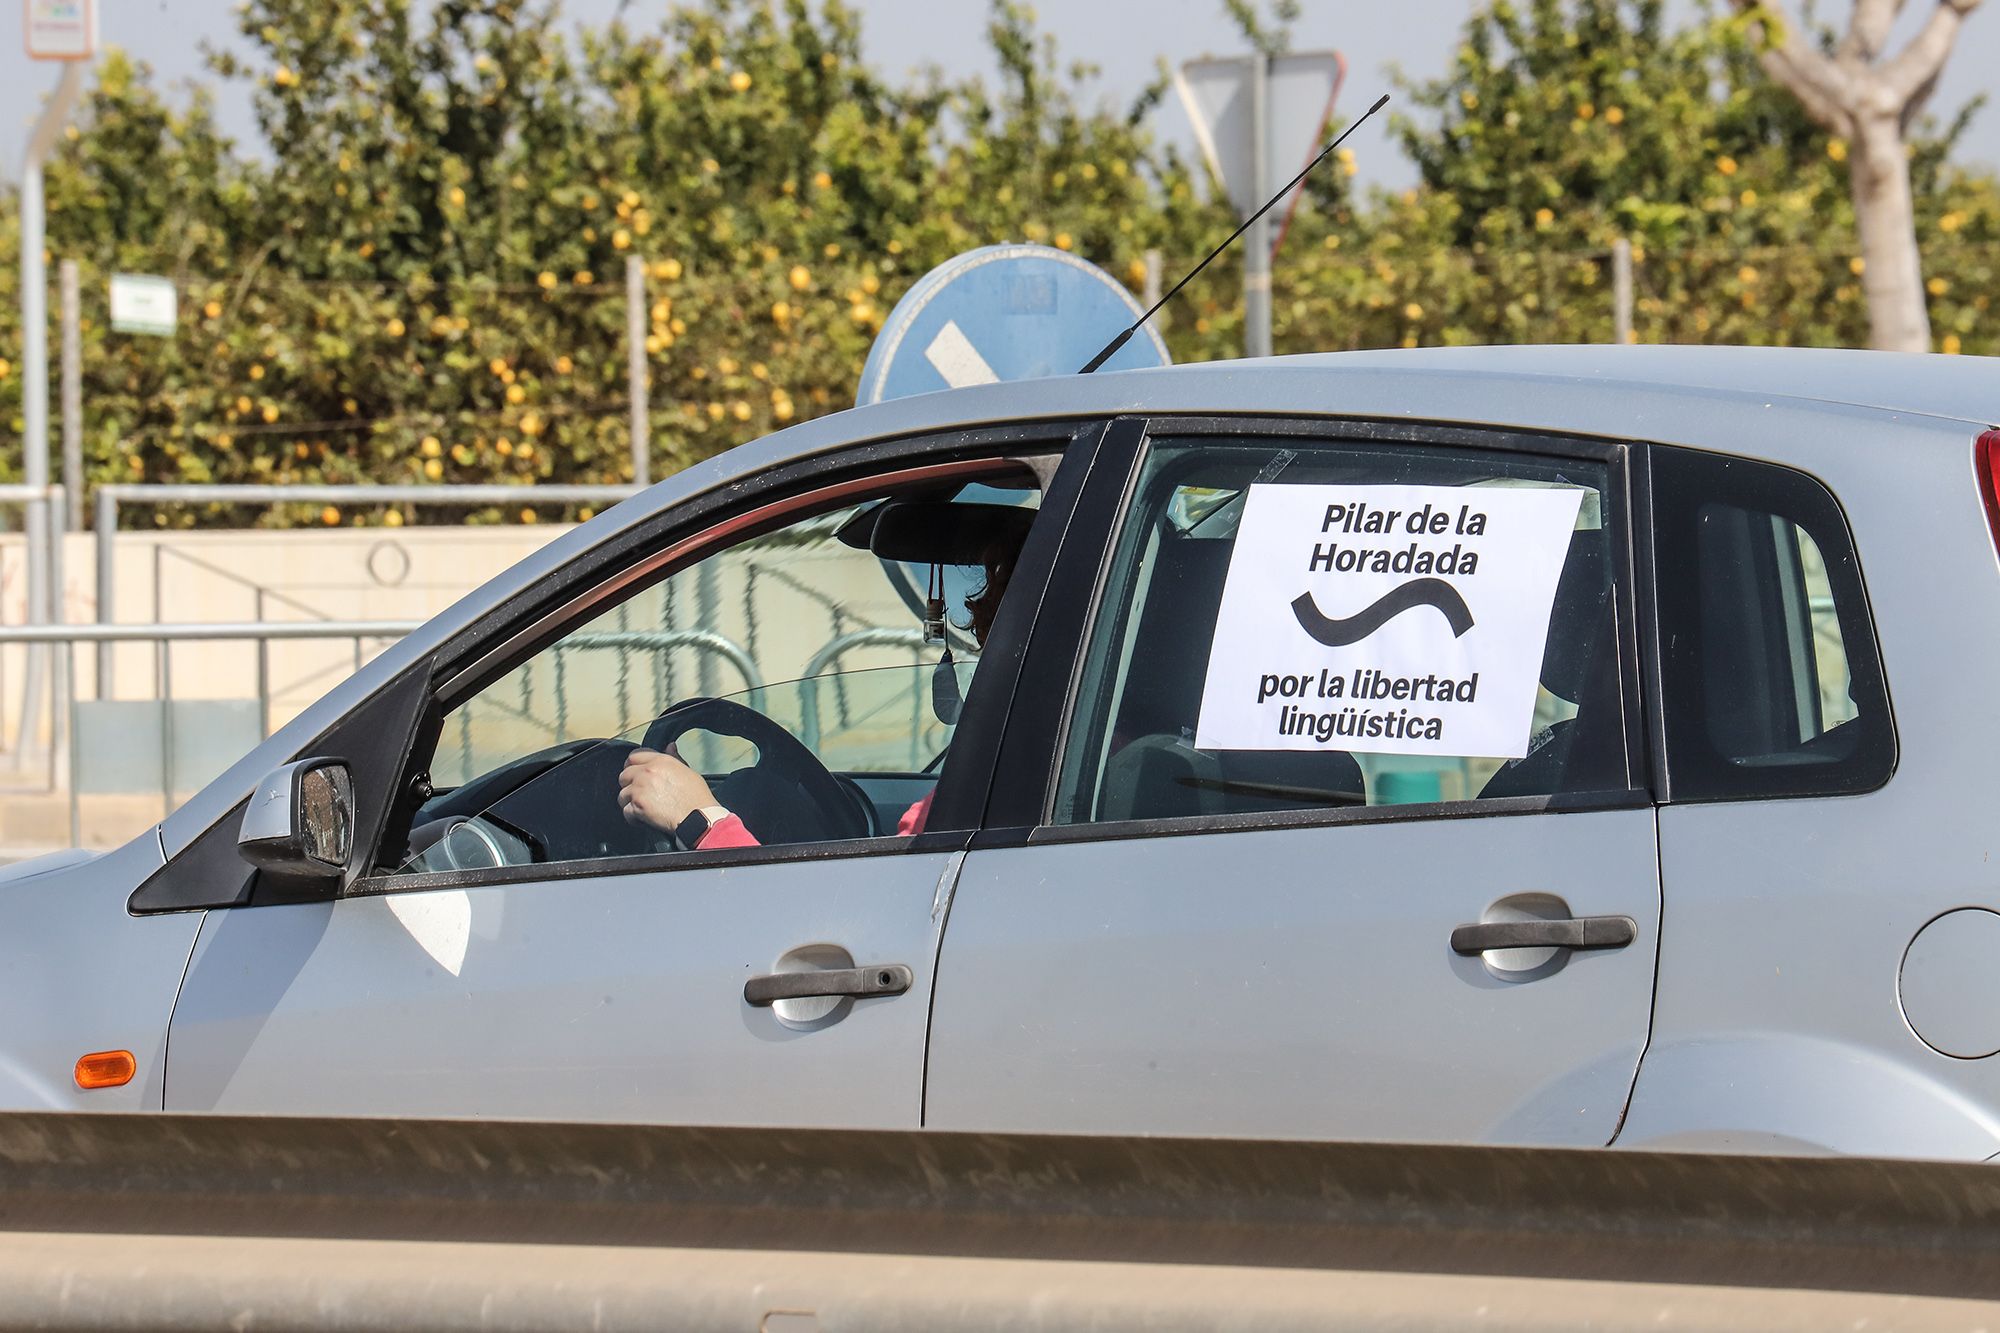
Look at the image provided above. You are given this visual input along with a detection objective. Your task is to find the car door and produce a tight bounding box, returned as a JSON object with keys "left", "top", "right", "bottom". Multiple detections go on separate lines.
{"left": 163, "top": 426, "right": 1096, "bottom": 1125}
{"left": 926, "top": 417, "right": 1663, "bottom": 1146}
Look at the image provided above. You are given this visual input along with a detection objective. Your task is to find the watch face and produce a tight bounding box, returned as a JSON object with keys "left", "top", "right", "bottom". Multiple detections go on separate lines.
{"left": 677, "top": 811, "right": 711, "bottom": 848}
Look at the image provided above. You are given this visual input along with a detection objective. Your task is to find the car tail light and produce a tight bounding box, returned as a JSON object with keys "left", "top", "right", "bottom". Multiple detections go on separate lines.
{"left": 1983, "top": 430, "right": 2000, "bottom": 559}
{"left": 73, "top": 1050, "right": 135, "bottom": 1090}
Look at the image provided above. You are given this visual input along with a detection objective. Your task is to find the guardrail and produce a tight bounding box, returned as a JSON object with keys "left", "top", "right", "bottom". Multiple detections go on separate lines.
{"left": 0, "top": 1113, "right": 1993, "bottom": 1329}
{"left": 799, "top": 626, "right": 935, "bottom": 754}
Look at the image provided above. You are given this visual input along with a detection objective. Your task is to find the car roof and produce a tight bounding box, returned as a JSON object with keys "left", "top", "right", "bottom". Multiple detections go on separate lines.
{"left": 1279, "top": 345, "right": 1997, "bottom": 427}
{"left": 758, "top": 346, "right": 1995, "bottom": 468}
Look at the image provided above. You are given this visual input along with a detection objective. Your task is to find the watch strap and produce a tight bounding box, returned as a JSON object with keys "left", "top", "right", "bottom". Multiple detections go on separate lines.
{"left": 675, "top": 805, "right": 731, "bottom": 848}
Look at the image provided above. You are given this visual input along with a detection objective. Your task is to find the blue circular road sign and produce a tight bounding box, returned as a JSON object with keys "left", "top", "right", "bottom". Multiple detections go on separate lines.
{"left": 857, "top": 243, "right": 1172, "bottom": 406}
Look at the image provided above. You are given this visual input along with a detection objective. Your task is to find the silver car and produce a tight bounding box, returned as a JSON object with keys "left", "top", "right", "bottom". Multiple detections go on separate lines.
{"left": 7, "top": 345, "right": 1998, "bottom": 1160}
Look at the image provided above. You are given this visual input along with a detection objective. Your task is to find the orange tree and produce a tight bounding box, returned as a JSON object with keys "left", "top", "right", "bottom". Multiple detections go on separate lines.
{"left": 0, "top": 0, "right": 1990, "bottom": 522}
{"left": 1270, "top": 0, "right": 1997, "bottom": 353}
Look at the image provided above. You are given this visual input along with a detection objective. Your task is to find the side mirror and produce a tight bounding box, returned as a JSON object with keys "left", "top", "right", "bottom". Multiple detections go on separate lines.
{"left": 238, "top": 758, "right": 355, "bottom": 880}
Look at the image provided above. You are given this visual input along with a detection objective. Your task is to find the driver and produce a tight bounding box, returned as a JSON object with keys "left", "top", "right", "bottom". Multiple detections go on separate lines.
{"left": 617, "top": 531, "right": 1021, "bottom": 850}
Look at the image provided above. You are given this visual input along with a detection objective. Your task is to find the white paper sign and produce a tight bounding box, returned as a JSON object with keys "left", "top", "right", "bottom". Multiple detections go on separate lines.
{"left": 1194, "top": 483, "right": 1587, "bottom": 759}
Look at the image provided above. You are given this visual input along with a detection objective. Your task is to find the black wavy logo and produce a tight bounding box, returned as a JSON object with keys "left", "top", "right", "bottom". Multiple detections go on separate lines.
{"left": 1291, "top": 578, "right": 1475, "bottom": 646}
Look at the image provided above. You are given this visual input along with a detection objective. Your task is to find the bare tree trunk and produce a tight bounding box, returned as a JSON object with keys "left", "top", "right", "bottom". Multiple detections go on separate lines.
{"left": 1728, "top": 0, "right": 1984, "bottom": 353}
{"left": 1850, "top": 113, "right": 1931, "bottom": 350}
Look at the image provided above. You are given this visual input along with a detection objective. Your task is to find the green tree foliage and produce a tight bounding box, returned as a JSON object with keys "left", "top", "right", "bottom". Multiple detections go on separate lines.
{"left": 0, "top": 0, "right": 1990, "bottom": 525}
{"left": 1262, "top": 0, "right": 1998, "bottom": 351}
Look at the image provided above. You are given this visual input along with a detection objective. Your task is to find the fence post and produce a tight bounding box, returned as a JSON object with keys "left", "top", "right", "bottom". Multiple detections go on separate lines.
{"left": 1612, "top": 238, "right": 1634, "bottom": 345}
{"left": 47, "top": 486, "right": 66, "bottom": 793}
{"left": 1143, "top": 249, "right": 1163, "bottom": 309}
{"left": 94, "top": 487, "right": 115, "bottom": 698}
{"left": 60, "top": 260, "right": 82, "bottom": 532}
{"left": 626, "top": 256, "right": 650, "bottom": 489}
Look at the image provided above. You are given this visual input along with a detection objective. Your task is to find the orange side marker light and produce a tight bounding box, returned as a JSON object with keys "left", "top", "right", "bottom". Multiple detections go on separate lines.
{"left": 74, "top": 1050, "right": 135, "bottom": 1090}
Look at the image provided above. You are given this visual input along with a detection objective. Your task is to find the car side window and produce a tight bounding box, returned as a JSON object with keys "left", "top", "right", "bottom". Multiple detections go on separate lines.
{"left": 1651, "top": 446, "right": 1893, "bottom": 800}
{"left": 1051, "top": 433, "right": 1632, "bottom": 827}
{"left": 395, "top": 465, "right": 1044, "bottom": 875}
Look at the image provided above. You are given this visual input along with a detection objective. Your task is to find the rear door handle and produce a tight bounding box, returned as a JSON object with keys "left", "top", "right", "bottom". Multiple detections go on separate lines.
{"left": 1450, "top": 915, "right": 1637, "bottom": 955}
{"left": 744, "top": 964, "right": 913, "bottom": 1006}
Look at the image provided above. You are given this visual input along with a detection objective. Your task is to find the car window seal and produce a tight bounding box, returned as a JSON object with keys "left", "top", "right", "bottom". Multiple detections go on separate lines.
{"left": 1020, "top": 785, "right": 1652, "bottom": 847}
{"left": 345, "top": 827, "right": 976, "bottom": 899}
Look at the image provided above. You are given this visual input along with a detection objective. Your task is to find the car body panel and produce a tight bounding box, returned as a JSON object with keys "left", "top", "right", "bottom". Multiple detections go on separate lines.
{"left": 0, "top": 832, "right": 199, "bottom": 1111}
{"left": 1622, "top": 403, "right": 2000, "bottom": 1158}
{"left": 164, "top": 851, "right": 957, "bottom": 1125}
{"left": 927, "top": 808, "right": 1660, "bottom": 1146}
{"left": 1314, "top": 345, "right": 1996, "bottom": 427}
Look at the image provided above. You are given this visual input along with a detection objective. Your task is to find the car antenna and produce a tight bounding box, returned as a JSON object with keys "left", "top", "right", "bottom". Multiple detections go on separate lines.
{"left": 1079, "top": 92, "right": 1390, "bottom": 374}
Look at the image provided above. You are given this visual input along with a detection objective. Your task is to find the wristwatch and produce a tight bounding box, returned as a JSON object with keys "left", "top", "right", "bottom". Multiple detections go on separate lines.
{"left": 675, "top": 805, "right": 732, "bottom": 849}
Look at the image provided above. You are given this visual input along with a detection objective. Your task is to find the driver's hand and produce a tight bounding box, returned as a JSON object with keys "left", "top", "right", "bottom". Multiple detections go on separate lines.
{"left": 619, "top": 746, "right": 717, "bottom": 834}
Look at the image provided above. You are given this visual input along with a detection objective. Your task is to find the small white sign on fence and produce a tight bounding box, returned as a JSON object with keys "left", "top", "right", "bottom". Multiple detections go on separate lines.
{"left": 25, "top": 0, "right": 97, "bottom": 60}
{"left": 109, "top": 273, "right": 177, "bottom": 337}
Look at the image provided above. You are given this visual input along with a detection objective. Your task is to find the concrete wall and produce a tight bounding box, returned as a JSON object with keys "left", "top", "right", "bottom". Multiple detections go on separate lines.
{"left": 0, "top": 524, "right": 569, "bottom": 741}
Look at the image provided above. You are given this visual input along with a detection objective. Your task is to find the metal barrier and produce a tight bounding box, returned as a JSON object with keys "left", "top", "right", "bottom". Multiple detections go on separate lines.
{"left": 0, "top": 621, "right": 417, "bottom": 846}
{"left": 91, "top": 482, "right": 638, "bottom": 692}
{"left": 433, "top": 628, "right": 766, "bottom": 781}
{"left": 0, "top": 1112, "right": 1993, "bottom": 1328}
{"left": 799, "top": 626, "right": 935, "bottom": 754}
{"left": 0, "top": 618, "right": 778, "bottom": 851}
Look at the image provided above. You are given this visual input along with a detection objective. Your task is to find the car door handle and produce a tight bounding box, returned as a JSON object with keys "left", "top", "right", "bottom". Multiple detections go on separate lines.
{"left": 743, "top": 964, "right": 914, "bottom": 1006}
{"left": 1450, "top": 915, "right": 1637, "bottom": 955}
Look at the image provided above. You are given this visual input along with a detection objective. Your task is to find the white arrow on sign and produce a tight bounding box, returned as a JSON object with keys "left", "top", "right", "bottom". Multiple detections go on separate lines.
{"left": 923, "top": 320, "right": 1001, "bottom": 389}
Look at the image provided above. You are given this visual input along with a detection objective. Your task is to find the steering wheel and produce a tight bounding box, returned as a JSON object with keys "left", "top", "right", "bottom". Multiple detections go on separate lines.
{"left": 643, "top": 697, "right": 872, "bottom": 847}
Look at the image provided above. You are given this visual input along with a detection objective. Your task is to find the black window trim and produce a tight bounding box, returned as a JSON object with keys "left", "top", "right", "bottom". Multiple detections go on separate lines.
{"left": 340, "top": 417, "right": 1113, "bottom": 901}
{"left": 352, "top": 828, "right": 979, "bottom": 898}
{"left": 993, "top": 412, "right": 1653, "bottom": 847}
{"left": 1643, "top": 442, "right": 1897, "bottom": 803}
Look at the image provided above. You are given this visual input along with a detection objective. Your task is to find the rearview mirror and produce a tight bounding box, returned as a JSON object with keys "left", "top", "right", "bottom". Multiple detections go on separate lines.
{"left": 238, "top": 757, "right": 355, "bottom": 880}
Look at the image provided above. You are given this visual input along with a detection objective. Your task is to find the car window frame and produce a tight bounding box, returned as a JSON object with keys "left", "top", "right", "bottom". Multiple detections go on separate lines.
{"left": 990, "top": 414, "right": 1654, "bottom": 848}
{"left": 1644, "top": 442, "right": 1897, "bottom": 803}
{"left": 322, "top": 419, "right": 1112, "bottom": 900}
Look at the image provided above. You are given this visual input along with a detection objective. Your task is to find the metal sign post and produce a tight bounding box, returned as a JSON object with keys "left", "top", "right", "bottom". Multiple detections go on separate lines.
{"left": 1246, "top": 54, "right": 1271, "bottom": 359}
{"left": 17, "top": 43, "right": 89, "bottom": 756}
{"left": 1175, "top": 50, "right": 1345, "bottom": 360}
{"left": 60, "top": 260, "right": 81, "bottom": 531}
{"left": 626, "top": 256, "right": 650, "bottom": 488}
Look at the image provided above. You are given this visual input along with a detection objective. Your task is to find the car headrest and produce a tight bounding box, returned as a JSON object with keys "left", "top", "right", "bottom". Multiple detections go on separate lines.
{"left": 1540, "top": 527, "right": 1610, "bottom": 703}
{"left": 836, "top": 500, "right": 1035, "bottom": 566}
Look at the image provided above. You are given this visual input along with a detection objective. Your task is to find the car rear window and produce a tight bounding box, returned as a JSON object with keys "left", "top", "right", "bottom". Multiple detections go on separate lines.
{"left": 1651, "top": 447, "right": 1894, "bottom": 800}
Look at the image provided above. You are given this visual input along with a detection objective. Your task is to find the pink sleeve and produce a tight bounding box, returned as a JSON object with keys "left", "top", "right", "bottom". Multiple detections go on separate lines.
{"left": 695, "top": 812, "right": 759, "bottom": 849}
{"left": 897, "top": 790, "right": 936, "bottom": 837}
